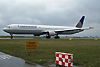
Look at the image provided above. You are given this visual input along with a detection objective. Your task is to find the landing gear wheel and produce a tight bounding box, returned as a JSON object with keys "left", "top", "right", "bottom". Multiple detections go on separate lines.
{"left": 46, "top": 36, "right": 51, "bottom": 39}
{"left": 46, "top": 32, "right": 51, "bottom": 39}
{"left": 54, "top": 36, "right": 60, "bottom": 39}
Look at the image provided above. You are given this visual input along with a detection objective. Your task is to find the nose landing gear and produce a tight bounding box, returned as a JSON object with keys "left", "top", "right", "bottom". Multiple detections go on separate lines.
{"left": 10, "top": 33, "right": 13, "bottom": 39}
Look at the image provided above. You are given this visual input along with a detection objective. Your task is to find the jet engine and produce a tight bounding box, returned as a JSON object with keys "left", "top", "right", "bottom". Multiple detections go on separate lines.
{"left": 48, "top": 31, "right": 56, "bottom": 36}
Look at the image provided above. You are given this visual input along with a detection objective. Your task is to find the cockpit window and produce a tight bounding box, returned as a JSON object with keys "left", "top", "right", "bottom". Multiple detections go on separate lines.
{"left": 6, "top": 26, "right": 10, "bottom": 28}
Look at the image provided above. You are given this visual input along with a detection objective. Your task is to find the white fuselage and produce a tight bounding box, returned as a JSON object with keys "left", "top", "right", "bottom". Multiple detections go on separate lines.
{"left": 3, "top": 24, "right": 82, "bottom": 36}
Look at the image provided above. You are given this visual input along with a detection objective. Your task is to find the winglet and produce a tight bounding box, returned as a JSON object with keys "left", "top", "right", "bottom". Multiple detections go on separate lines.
{"left": 76, "top": 16, "right": 85, "bottom": 28}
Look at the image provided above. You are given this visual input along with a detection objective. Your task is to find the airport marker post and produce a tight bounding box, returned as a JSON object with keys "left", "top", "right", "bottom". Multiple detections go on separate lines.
{"left": 55, "top": 52, "right": 73, "bottom": 67}
{"left": 25, "top": 41, "right": 38, "bottom": 54}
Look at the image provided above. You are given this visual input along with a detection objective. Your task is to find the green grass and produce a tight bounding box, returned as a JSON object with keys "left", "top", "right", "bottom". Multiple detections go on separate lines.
{"left": 0, "top": 39, "right": 100, "bottom": 67}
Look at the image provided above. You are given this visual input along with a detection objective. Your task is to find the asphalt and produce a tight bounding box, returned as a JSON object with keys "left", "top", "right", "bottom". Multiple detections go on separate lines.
{"left": 0, "top": 52, "right": 44, "bottom": 67}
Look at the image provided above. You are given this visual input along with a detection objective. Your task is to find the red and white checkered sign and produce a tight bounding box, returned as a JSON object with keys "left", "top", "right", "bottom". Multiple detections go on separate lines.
{"left": 55, "top": 52, "right": 73, "bottom": 67}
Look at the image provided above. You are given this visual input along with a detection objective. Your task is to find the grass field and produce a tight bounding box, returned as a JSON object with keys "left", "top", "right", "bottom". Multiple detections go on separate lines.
{"left": 0, "top": 39, "right": 100, "bottom": 67}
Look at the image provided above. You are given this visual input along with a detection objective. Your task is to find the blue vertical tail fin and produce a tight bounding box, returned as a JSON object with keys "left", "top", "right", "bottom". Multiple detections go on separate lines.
{"left": 75, "top": 16, "right": 85, "bottom": 28}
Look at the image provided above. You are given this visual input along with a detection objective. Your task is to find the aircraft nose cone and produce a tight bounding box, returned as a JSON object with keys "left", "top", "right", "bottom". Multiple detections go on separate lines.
{"left": 3, "top": 28, "right": 5, "bottom": 31}
{"left": 3, "top": 28, "right": 7, "bottom": 32}
{"left": 3, "top": 27, "right": 10, "bottom": 33}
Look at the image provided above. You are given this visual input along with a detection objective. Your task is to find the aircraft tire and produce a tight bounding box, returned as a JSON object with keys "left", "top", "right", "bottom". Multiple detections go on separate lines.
{"left": 54, "top": 36, "right": 60, "bottom": 39}
{"left": 46, "top": 36, "right": 51, "bottom": 39}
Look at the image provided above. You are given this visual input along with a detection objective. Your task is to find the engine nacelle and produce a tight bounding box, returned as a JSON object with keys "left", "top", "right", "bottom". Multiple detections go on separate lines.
{"left": 48, "top": 31, "right": 56, "bottom": 36}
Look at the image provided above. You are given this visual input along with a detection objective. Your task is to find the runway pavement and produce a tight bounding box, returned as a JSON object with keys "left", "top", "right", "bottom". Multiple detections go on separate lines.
{"left": 0, "top": 52, "right": 44, "bottom": 67}
{"left": 0, "top": 38, "right": 33, "bottom": 39}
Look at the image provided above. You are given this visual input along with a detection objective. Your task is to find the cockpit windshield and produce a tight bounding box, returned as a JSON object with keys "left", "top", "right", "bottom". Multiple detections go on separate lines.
{"left": 6, "top": 26, "right": 10, "bottom": 28}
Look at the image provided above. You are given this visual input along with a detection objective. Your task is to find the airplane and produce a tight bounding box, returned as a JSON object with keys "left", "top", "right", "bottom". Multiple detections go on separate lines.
{"left": 3, "top": 16, "right": 93, "bottom": 39}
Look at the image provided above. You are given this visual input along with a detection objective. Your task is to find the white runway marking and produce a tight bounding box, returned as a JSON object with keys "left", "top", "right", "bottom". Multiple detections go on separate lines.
{"left": 0, "top": 55, "right": 12, "bottom": 60}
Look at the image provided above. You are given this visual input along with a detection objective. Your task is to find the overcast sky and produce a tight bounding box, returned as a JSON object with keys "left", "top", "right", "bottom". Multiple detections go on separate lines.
{"left": 0, "top": 0, "right": 100, "bottom": 37}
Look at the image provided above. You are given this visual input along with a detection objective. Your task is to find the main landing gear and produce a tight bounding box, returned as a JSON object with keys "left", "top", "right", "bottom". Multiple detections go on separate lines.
{"left": 46, "top": 32, "right": 60, "bottom": 39}
{"left": 46, "top": 36, "right": 51, "bottom": 39}
{"left": 46, "top": 32, "right": 51, "bottom": 39}
{"left": 10, "top": 33, "right": 13, "bottom": 39}
{"left": 54, "top": 35, "right": 60, "bottom": 39}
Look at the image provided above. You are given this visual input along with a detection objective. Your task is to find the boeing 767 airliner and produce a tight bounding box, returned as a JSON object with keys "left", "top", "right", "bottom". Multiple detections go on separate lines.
{"left": 3, "top": 16, "right": 93, "bottom": 39}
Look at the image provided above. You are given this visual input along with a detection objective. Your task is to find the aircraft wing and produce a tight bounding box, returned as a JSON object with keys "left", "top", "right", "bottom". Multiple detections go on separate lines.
{"left": 54, "top": 27, "right": 93, "bottom": 33}
{"left": 55, "top": 29, "right": 82, "bottom": 33}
